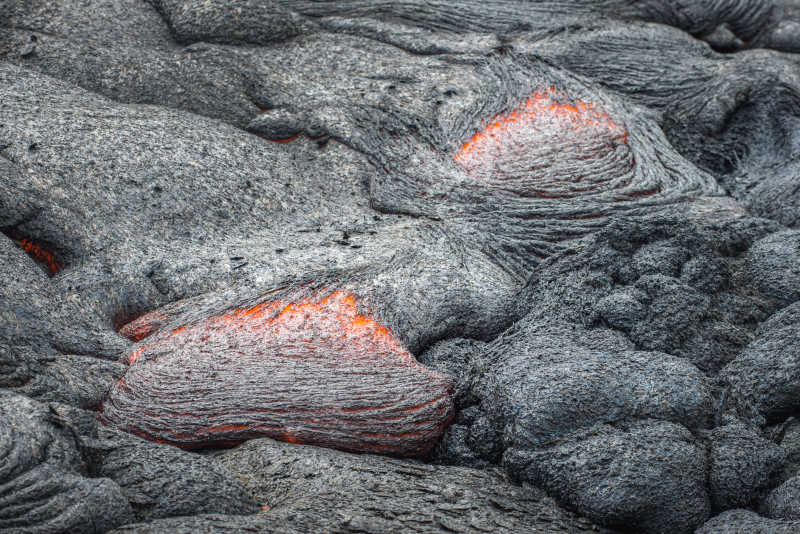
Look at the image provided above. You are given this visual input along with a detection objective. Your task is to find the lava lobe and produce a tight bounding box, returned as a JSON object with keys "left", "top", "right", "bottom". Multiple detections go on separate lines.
{"left": 455, "top": 88, "right": 634, "bottom": 199}
{"left": 103, "top": 291, "right": 455, "bottom": 457}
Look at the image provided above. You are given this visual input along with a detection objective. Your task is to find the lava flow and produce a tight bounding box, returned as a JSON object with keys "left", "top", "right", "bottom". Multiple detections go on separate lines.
{"left": 455, "top": 88, "right": 634, "bottom": 198}
{"left": 14, "top": 238, "right": 62, "bottom": 276}
{"left": 104, "top": 290, "right": 455, "bottom": 457}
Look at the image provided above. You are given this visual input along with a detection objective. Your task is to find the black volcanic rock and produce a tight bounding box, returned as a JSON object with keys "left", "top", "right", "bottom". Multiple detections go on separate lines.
{"left": 466, "top": 324, "right": 713, "bottom": 532}
{"left": 708, "top": 421, "right": 786, "bottom": 511}
{"left": 696, "top": 509, "right": 800, "bottom": 533}
{"left": 428, "top": 216, "right": 798, "bottom": 531}
{"left": 91, "top": 427, "right": 259, "bottom": 521}
{"left": 720, "top": 300, "right": 800, "bottom": 422}
{"left": 762, "top": 475, "right": 800, "bottom": 520}
{"left": 213, "top": 437, "right": 615, "bottom": 534}
{"left": 480, "top": 336, "right": 715, "bottom": 449}
{"left": 2, "top": 1, "right": 800, "bottom": 533}
{"left": 504, "top": 420, "right": 710, "bottom": 534}
{"left": 0, "top": 392, "right": 134, "bottom": 533}
{"left": 513, "top": 216, "right": 786, "bottom": 373}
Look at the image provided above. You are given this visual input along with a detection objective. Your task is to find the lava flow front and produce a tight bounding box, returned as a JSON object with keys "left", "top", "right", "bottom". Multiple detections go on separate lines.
{"left": 455, "top": 88, "right": 634, "bottom": 198}
{"left": 103, "top": 290, "right": 455, "bottom": 457}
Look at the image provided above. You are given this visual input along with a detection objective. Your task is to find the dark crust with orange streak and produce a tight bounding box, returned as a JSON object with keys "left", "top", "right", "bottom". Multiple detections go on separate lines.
{"left": 14, "top": 238, "right": 62, "bottom": 275}
{"left": 104, "top": 291, "right": 455, "bottom": 457}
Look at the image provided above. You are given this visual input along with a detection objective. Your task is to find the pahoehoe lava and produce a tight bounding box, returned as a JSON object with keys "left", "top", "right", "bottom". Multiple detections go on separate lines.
{"left": 2, "top": 1, "right": 800, "bottom": 534}
{"left": 104, "top": 290, "right": 454, "bottom": 456}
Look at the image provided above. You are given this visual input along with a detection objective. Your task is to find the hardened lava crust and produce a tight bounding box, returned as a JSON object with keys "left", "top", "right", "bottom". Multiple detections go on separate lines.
{"left": 2, "top": 1, "right": 800, "bottom": 534}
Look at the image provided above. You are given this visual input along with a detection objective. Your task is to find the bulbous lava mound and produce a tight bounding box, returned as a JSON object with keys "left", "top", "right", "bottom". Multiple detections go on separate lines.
{"left": 454, "top": 88, "right": 634, "bottom": 199}
{"left": 103, "top": 290, "right": 455, "bottom": 457}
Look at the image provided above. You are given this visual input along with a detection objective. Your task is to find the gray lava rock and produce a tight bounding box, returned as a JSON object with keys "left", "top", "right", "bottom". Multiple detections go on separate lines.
{"left": 2, "top": 2, "right": 800, "bottom": 533}
{"left": 522, "top": 19, "right": 800, "bottom": 227}
{"left": 0, "top": 29, "right": 266, "bottom": 128}
{"left": 148, "top": 0, "right": 311, "bottom": 45}
{"left": 773, "top": 417, "right": 800, "bottom": 479}
{"left": 1, "top": 0, "right": 175, "bottom": 50}
{"left": 0, "top": 391, "right": 134, "bottom": 533}
{"left": 145, "top": 0, "right": 797, "bottom": 53}
{"left": 762, "top": 475, "right": 800, "bottom": 520}
{"left": 721, "top": 301, "right": 800, "bottom": 422}
{"left": 210, "top": 437, "right": 614, "bottom": 534}
{"left": 504, "top": 420, "right": 710, "bottom": 534}
{"left": 15, "top": 353, "right": 126, "bottom": 409}
{"left": 480, "top": 333, "right": 715, "bottom": 451}
{"left": 106, "top": 515, "right": 303, "bottom": 534}
{"left": 708, "top": 421, "right": 786, "bottom": 511}
{"left": 435, "top": 305, "right": 714, "bottom": 531}
{"left": 0, "top": 235, "right": 128, "bottom": 408}
{"left": 418, "top": 337, "right": 488, "bottom": 409}
{"left": 696, "top": 509, "right": 800, "bottom": 533}
{"left": 516, "top": 216, "right": 785, "bottom": 373}
{"left": 89, "top": 427, "right": 259, "bottom": 521}
{"left": 734, "top": 230, "right": 800, "bottom": 303}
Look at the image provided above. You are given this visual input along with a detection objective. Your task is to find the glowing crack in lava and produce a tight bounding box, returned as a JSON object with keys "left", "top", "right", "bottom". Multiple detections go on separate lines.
{"left": 455, "top": 89, "right": 637, "bottom": 199}
{"left": 14, "top": 238, "right": 62, "bottom": 275}
{"left": 103, "top": 291, "right": 455, "bottom": 457}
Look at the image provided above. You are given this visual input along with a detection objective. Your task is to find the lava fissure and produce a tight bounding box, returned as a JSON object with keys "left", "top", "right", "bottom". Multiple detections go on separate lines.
{"left": 1, "top": 229, "right": 63, "bottom": 276}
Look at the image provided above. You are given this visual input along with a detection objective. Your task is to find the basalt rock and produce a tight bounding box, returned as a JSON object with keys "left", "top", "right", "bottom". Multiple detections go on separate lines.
{"left": 0, "top": 392, "right": 134, "bottom": 533}
{"left": 428, "top": 216, "right": 794, "bottom": 531}
{"left": 214, "top": 437, "right": 615, "bottom": 534}
{"left": 720, "top": 299, "right": 800, "bottom": 422}
{"left": 504, "top": 420, "right": 710, "bottom": 534}
{"left": 1, "top": 0, "right": 175, "bottom": 50}
{"left": 2, "top": 1, "right": 800, "bottom": 533}
{"left": 469, "top": 319, "right": 715, "bottom": 451}
{"left": 772, "top": 417, "right": 800, "bottom": 480}
{"left": 90, "top": 427, "right": 260, "bottom": 521}
{"left": 517, "top": 20, "right": 800, "bottom": 227}
{"left": 696, "top": 509, "right": 800, "bottom": 534}
{"left": 145, "top": 0, "right": 799, "bottom": 53}
{"left": 708, "top": 421, "right": 786, "bottom": 511}
{"left": 99, "top": 435, "right": 619, "bottom": 533}
{"left": 762, "top": 475, "right": 800, "bottom": 520}
{"left": 514, "top": 216, "right": 786, "bottom": 373}
{"left": 469, "top": 325, "right": 713, "bottom": 532}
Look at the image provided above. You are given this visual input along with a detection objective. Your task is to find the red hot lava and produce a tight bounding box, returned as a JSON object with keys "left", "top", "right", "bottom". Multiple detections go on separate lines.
{"left": 103, "top": 290, "right": 455, "bottom": 457}
{"left": 455, "top": 88, "right": 636, "bottom": 199}
{"left": 15, "top": 238, "right": 62, "bottom": 275}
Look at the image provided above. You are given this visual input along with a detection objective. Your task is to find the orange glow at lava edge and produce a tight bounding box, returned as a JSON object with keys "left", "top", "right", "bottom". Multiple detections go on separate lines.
{"left": 455, "top": 88, "right": 628, "bottom": 162}
{"left": 127, "top": 290, "right": 411, "bottom": 366}
{"left": 15, "top": 238, "right": 61, "bottom": 275}
{"left": 119, "top": 311, "right": 167, "bottom": 342}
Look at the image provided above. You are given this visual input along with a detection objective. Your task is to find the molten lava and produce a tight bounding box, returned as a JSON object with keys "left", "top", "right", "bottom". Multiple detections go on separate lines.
{"left": 14, "top": 238, "right": 62, "bottom": 275}
{"left": 455, "top": 88, "right": 635, "bottom": 199}
{"left": 118, "top": 311, "right": 167, "bottom": 342}
{"left": 104, "top": 291, "right": 454, "bottom": 457}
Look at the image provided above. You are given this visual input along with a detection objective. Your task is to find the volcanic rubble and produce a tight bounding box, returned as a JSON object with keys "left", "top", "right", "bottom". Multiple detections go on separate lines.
{"left": 2, "top": 1, "right": 800, "bottom": 533}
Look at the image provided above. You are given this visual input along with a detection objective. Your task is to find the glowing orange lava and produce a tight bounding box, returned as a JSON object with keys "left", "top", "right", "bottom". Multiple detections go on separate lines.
{"left": 452, "top": 88, "right": 638, "bottom": 200}
{"left": 104, "top": 290, "right": 454, "bottom": 457}
{"left": 126, "top": 291, "right": 409, "bottom": 366}
{"left": 267, "top": 134, "right": 298, "bottom": 143}
{"left": 119, "top": 311, "right": 167, "bottom": 342}
{"left": 456, "top": 88, "right": 627, "bottom": 164}
{"left": 15, "top": 238, "right": 62, "bottom": 275}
